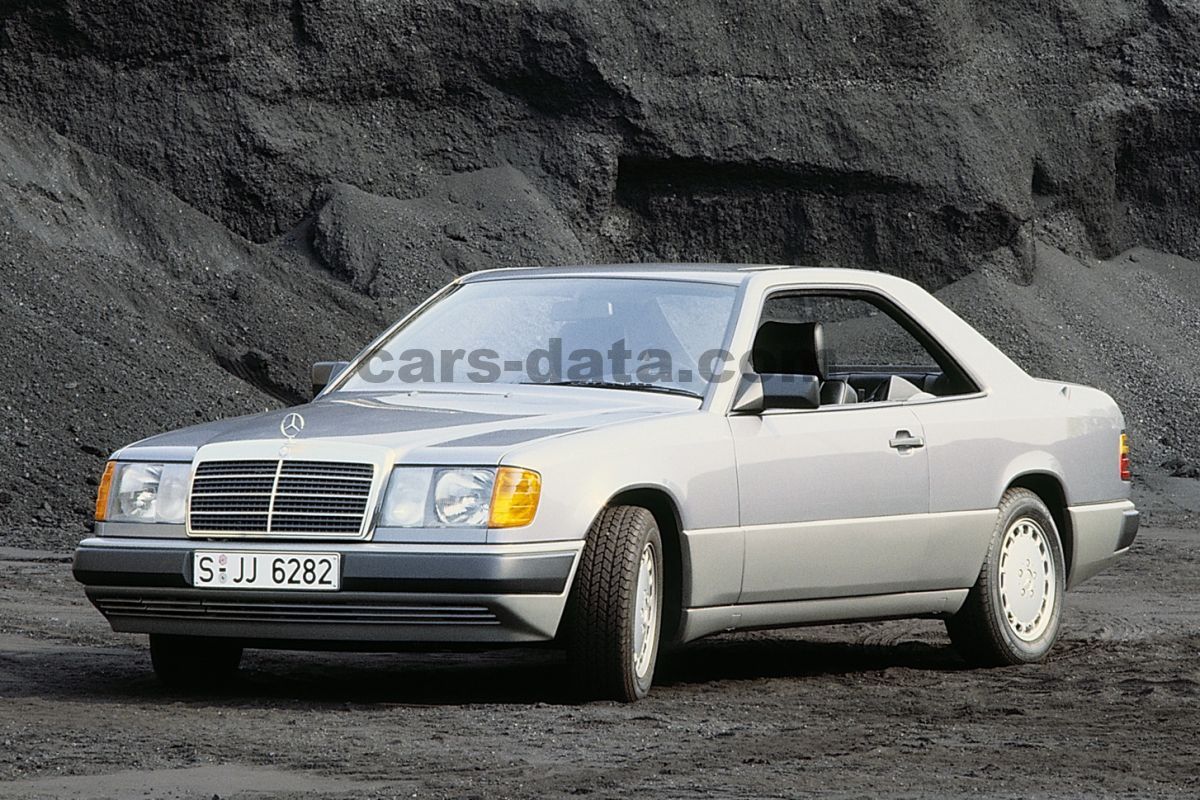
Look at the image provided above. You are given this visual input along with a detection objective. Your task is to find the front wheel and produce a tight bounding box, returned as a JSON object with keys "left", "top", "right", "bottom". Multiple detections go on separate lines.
{"left": 150, "top": 634, "right": 242, "bottom": 689}
{"left": 563, "top": 506, "right": 664, "bottom": 702}
{"left": 947, "top": 488, "right": 1066, "bottom": 666}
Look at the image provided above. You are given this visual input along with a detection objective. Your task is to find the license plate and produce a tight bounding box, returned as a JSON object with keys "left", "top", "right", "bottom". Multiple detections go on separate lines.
{"left": 192, "top": 552, "right": 341, "bottom": 591}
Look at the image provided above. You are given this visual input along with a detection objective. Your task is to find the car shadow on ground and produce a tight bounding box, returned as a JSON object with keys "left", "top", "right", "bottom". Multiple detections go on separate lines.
{"left": 1, "top": 631, "right": 967, "bottom": 707}
{"left": 657, "top": 634, "right": 963, "bottom": 688}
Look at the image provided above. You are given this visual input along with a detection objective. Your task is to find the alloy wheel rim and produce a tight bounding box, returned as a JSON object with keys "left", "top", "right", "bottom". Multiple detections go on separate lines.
{"left": 998, "top": 517, "right": 1056, "bottom": 642}
{"left": 632, "top": 542, "right": 658, "bottom": 679}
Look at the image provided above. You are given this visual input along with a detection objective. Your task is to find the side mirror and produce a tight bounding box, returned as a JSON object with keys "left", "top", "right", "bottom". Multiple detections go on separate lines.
{"left": 731, "top": 372, "right": 820, "bottom": 413}
{"left": 311, "top": 361, "right": 350, "bottom": 397}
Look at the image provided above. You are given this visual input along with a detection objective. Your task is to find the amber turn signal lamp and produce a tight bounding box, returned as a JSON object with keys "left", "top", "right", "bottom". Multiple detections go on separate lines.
{"left": 1119, "top": 432, "right": 1132, "bottom": 482}
{"left": 95, "top": 461, "right": 116, "bottom": 521}
{"left": 489, "top": 467, "right": 541, "bottom": 528}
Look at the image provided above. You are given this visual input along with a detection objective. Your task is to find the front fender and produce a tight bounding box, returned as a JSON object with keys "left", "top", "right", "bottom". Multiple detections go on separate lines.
{"left": 486, "top": 411, "right": 739, "bottom": 546}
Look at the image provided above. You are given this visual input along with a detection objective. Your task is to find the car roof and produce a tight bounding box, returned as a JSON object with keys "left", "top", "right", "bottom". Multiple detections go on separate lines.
{"left": 458, "top": 263, "right": 900, "bottom": 287}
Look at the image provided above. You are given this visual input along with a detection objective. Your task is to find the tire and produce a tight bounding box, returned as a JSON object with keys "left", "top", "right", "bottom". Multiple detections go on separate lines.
{"left": 150, "top": 634, "right": 243, "bottom": 689}
{"left": 564, "top": 506, "right": 664, "bottom": 702}
{"left": 947, "top": 488, "right": 1066, "bottom": 666}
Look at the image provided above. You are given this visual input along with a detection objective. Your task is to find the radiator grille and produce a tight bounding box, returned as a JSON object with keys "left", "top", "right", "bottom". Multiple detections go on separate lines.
{"left": 188, "top": 460, "right": 375, "bottom": 538}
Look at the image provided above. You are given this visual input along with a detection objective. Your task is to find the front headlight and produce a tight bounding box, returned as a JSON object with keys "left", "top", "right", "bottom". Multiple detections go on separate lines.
{"left": 433, "top": 468, "right": 493, "bottom": 526}
{"left": 380, "top": 466, "right": 541, "bottom": 529}
{"left": 95, "top": 462, "right": 191, "bottom": 524}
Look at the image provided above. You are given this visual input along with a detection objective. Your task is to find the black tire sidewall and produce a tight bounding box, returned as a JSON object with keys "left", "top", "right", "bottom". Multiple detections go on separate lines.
{"left": 564, "top": 505, "right": 666, "bottom": 701}
{"left": 986, "top": 494, "right": 1066, "bottom": 661}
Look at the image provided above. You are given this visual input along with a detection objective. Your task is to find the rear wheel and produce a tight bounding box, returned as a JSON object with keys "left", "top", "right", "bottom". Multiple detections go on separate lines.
{"left": 947, "top": 488, "right": 1066, "bottom": 666}
{"left": 564, "top": 506, "right": 664, "bottom": 702}
{"left": 150, "top": 634, "right": 242, "bottom": 689}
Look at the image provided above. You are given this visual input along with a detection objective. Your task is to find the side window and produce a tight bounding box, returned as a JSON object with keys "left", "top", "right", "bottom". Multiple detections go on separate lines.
{"left": 758, "top": 292, "right": 973, "bottom": 400}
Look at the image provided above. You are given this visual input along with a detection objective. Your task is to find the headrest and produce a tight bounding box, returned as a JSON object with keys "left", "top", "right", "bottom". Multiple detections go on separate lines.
{"left": 752, "top": 321, "right": 826, "bottom": 379}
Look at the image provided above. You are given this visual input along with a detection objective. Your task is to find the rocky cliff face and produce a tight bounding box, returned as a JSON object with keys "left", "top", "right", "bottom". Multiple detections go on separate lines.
{"left": 1, "top": 0, "right": 1199, "bottom": 539}
{"left": 5, "top": 1, "right": 1200, "bottom": 282}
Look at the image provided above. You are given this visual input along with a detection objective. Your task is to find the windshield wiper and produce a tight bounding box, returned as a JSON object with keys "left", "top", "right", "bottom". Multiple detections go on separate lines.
{"left": 522, "top": 380, "right": 703, "bottom": 399}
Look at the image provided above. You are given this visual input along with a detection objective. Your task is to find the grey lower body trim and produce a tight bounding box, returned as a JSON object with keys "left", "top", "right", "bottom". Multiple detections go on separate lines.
{"left": 1067, "top": 500, "right": 1136, "bottom": 590}
{"left": 1117, "top": 508, "right": 1140, "bottom": 551}
{"left": 84, "top": 586, "right": 568, "bottom": 643}
{"left": 680, "top": 589, "right": 970, "bottom": 643}
{"left": 735, "top": 509, "right": 996, "bottom": 605}
{"left": 682, "top": 526, "right": 744, "bottom": 607}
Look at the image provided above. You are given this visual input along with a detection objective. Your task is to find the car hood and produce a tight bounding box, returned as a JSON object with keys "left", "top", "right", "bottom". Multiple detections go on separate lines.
{"left": 113, "top": 385, "right": 697, "bottom": 465}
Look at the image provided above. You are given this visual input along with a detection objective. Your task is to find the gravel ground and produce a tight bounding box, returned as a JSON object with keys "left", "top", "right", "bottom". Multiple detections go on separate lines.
{"left": 0, "top": 527, "right": 1196, "bottom": 799}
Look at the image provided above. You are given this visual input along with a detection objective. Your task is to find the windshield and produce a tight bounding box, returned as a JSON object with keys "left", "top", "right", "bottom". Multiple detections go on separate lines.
{"left": 335, "top": 277, "right": 740, "bottom": 397}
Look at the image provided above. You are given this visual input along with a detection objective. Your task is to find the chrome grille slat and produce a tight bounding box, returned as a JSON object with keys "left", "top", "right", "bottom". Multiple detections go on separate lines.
{"left": 190, "top": 505, "right": 271, "bottom": 514}
{"left": 279, "top": 473, "right": 373, "bottom": 481}
{"left": 207, "top": 492, "right": 367, "bottom": 499}
{"left": 275, "top": 479, "right": 372, "bottom": 494}
{"left": 194, "top": 461, "right": 277, "bottom": 474}
{"left": 189, "top": 517, "right": 271, "bottom": 532}
{"left": 270, "top": 522, "right": 362, "bottom": 532}
{"left": 281, "top": 461, "right": 375, "bottom": 477}
{"left": 192, "top": 480, "right": 277, "bottom": 492}
{"left": 272, "top": 511, "right": 365, "bottom": 521}
{"left": 188, "top": 459, "right": 376, "bottom": 538}
{"left": 270, "top": 500, "right": 369, "bottom": 512}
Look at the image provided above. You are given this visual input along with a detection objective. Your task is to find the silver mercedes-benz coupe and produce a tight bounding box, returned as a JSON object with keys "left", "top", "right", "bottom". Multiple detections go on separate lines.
{"left": 75, "top": 265, "right": 1138, "bottom": 701}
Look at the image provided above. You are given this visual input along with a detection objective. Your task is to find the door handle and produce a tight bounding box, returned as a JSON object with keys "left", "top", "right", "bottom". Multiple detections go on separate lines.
{"left": 889, "top": 431, "right": 925, "bottom": 450}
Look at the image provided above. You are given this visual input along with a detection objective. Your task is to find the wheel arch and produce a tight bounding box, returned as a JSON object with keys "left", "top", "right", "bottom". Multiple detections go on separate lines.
{"left": 1005, "top": 471, "right": 1074, "bottom": 583}
{"left": 604, "top": 485, "right": 685, "bottom": 646}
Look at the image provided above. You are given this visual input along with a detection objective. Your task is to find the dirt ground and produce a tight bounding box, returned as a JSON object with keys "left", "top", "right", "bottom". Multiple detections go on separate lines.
{"left": 0, "top": 528, "right": 1196, "bottom": 799}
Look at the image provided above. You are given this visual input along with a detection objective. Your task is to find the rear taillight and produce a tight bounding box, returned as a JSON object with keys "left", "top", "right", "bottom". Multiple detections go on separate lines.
{"left": 1119, "top": 432, "right": 1132, "bottom": 481}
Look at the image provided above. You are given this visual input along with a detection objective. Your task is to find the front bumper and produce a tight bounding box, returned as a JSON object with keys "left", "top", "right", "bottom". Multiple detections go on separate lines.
{"left": 73, "top": 537, "right": 582, "bottom": 645}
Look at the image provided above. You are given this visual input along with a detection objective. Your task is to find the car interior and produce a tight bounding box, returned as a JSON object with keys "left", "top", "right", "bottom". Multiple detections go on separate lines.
{"left": 751, "top": 293, "right": 975, "bottom": 405}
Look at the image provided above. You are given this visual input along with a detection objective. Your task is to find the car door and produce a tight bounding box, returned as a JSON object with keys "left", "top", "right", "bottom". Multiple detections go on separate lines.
{"left": 903, "top": 395, "right": 1019, "bottom": 590}
{"left": 731, "top": 289, "right": 945, "bottom": 603}
{"left": 731, "top": 406, "right": 930, "bottom": 603}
